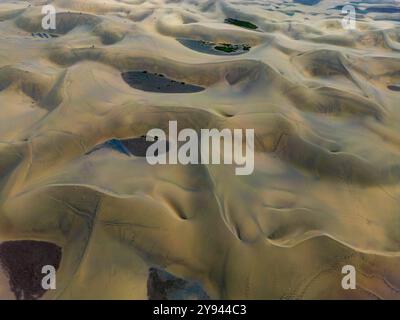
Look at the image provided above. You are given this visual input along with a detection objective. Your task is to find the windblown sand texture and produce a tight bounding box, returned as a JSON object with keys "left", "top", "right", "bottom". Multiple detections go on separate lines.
{"left": 0, "top": 0, "right": 400, "bottom": 299}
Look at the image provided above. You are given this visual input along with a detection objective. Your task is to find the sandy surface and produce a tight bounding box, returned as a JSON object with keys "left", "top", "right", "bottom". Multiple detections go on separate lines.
{"left": 0, "top": 0, "right": 400, "bottom": 299}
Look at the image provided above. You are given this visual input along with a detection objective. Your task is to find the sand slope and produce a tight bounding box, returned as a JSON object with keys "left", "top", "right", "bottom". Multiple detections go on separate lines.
{"left": 0, "top": 0, "right": 400, "bottom": 299}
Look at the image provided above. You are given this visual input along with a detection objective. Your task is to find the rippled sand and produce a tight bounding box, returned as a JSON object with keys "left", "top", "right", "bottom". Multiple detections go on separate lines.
{"left": 0, "top": 0, "right": 400, "bottom": 299}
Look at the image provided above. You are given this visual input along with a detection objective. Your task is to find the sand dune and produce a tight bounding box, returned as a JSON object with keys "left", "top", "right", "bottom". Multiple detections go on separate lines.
{"left": 0, "top": 0, "right": 400, "bottom": 299}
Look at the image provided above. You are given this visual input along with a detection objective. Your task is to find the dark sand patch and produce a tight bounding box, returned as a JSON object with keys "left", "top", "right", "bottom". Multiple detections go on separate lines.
{"left": 121, "top": 71, "right": 205, "bottom": 93}
{"left": 87, "top": 136, "right": 169, "bottom": 157}
{"left": 178, "top": 38, "right": 251, "bottom": 56}
{"left": 0, "top": 241, "right": 62, "bottom": 300}
{"left": 31, "top": 32, "right": 59, "bottom": 39}
{"left": 387, "top": 84, "right": 400, "bottom": 91}
{"left": 357, "top": 6, "right": 400, "bottom": 14}
{"left": 147, "top": 267, "right": 209, "bottom": 300}
{"left": 86, "top": 139, "right": 130, "bottom": 156}
{"left": 106, "top": 139, "right": 131, "bottom": 155}
{"left": 224, "top": 18, "right": 258, "bottom": 30}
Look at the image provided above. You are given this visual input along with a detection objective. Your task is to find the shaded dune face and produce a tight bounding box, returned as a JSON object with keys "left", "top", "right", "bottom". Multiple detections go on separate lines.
{"left": 0, "top": 0, "right": 400, "bottom": 300}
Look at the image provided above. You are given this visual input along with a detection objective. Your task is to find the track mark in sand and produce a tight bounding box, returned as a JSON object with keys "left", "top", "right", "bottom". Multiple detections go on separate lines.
{"left": 0, "top": 241, "right": 62, "bottom": 300}
{"left": 121, "top": 71, "right": 205, "bottom": 93}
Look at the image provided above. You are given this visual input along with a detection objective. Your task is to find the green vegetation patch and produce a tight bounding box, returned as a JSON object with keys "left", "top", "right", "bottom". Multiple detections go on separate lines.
{"left": 214, "top": 43, "right": 251, "bottom": 53}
